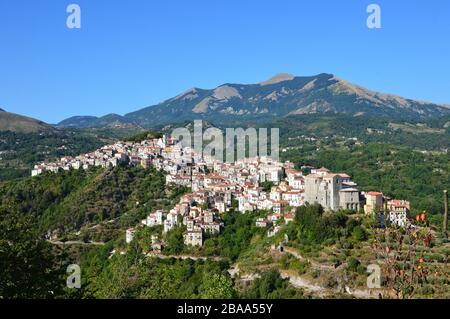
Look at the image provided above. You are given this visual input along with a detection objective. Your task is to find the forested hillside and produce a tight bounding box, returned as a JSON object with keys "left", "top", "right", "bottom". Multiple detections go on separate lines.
{"left": 0, "top": 165, "right": 182, "bottom": 240}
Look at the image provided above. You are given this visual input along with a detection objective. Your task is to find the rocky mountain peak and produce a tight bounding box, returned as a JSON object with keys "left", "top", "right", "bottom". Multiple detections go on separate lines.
{"left": 259, "top": 73, "right": 295, "bottom": 86}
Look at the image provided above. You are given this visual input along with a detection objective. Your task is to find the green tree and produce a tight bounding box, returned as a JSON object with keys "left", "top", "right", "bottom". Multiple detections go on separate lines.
{"left": 347, "top": 257, "right": 361, "bottom": 272}
{"left": 352, "top": 226, "right": 368, "bottom": 242}
{"left": 245, "top": 269, "right": 303, "bottom": 299}
{"left": 0, "top": 208, "right": 65, "bottom": 298}
{"left": 199, "top": 273, "right": 235, "bottom": 299}
{"left": 165, "top": 226, "right": 186, "bottom": 254}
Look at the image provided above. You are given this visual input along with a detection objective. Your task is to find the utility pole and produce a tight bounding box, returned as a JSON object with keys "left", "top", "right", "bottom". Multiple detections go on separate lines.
{"left": 384, "top": 200, "right": 388, "bottom": 228}
{"left": 444, "top": 190, "right": 448, "bottom": 239}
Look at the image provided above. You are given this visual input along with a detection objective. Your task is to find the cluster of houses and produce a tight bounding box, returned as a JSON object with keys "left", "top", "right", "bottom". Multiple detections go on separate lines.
{"left": 364, "top": 191, "right": 412, "bottom": 227}
{"left": 31, "top": 135, "right": 180, "bottom": 176}
{"left": 32, "top": 134, "right": 415, "bottom": 251}
{"left": 127, "top": 197, "right": 224, "bottom": 247}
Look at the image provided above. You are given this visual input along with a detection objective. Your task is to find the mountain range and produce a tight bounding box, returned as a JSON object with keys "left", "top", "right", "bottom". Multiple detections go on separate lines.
{"left": 2, "top": 73, "right": 450, "bottom": 132}
{"left": 60, "top": 73, "right": 450, "bottom": 128}
{"left": 57, "top": 114, "right": 142, "bottom": 129}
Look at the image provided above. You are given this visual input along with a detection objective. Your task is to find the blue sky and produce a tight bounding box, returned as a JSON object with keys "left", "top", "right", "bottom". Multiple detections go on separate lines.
{"left": 0, "top": 0, "right": 449, "bottom": 123}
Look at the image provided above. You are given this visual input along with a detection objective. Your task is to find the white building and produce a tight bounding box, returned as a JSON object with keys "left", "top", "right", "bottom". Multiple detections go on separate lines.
{"left": 184, "top": 230, "right": 203, "bottom": 247}
{"left": 146, "top": 210, "right": 166, "bottom": 227}
{"left": 256, "top": 218, "right": 269, "bottom": 228}
{"left": 388, "top": 200, "right": 411, "bottom": 227}
{"left": 126, "top": 228, "right": 136, "bottom": 244}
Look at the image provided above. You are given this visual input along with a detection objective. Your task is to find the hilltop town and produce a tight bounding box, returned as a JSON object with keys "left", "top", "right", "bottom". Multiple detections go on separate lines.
{"left": 31, "top": 134, "right": 414, "bottom": 248}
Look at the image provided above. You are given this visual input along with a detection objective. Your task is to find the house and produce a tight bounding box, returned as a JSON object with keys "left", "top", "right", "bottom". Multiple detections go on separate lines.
{"left": 339, "top": 188, "right": 360, "bottom": 211}
{"left": 203, "top": 211, "right": 214, "bottom": 224}
{"left": 151, "top": 235, "right": 163, "bottom": 252}
{"left": 163, "top": 211, "right": 178, "bottom": 233}
{"left": 203, "top": 222, "right": 221, "bottom": 235}
{"left": 271, "top": 200, "right": 289, "bottom": 214}
{"left": 184, "top": 230, "right": 203, "bottom": 247}
{"left": 255, "top": 218, "right": 269, "bottom": 228}
{"left": 184, "top": 217, "right": 194, "bottom": 231}
{"left": 311, "top": 167, "right": 330, "bottom": 175}
{"left": 31, "top": 165, "right": 44, "bottom": 176}
{"left": 238, "top": 196, "right": 255, "bottom": 213}
{"left": 126, "top": 228, "right": 136, "bottom": 244}
{"left": 166, "top": 209, "right": 178, "bottom": 225}
{"left": 108, "top": 157, "right": 118, "bottom": 167}
{"left": 215, "top": 201, "right": 226, "bottom": 214}
{"left": 364, "top": 191, "right": 384, "bottom": 215}
{"left": 284, "top": 212, "right": 295, "bottom": 224}
{"left": 163, "top": 219, "right": 175, "bottom": 233}
{"left": 289, "top": 176, "right": 304, "bottom": 190}
{"left": 282, "top": 190, "right": 304, "bottom": 207}
{"left": 388, "top": 200, "right": 411, "bottom": 227}
{"left": 71, "top": 160, "right": 82, "bottom": 170}
{"left": 146, "top": 210, "right": 166, "bottom": 227}
{"left": 270, "top": 187, "right": 283, "bottom": 201}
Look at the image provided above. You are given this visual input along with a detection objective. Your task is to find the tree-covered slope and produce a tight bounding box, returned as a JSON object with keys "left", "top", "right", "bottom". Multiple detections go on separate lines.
{"left": 0, "top": 165, "right": 176, "bottom": 240}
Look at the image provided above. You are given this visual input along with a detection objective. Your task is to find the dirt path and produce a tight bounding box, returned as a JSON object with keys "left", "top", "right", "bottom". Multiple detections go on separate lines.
{"left": 279, "top": 269, "right": 328, "bottom": 297}
{"left": 145, "top": 252, "right": 224, "bottom": 261}
{"left": 272, "top": 246, "right": 381, "bottom": 298}
{"left": 280, "top": 246, "right": 337, "bottom": 271}
{"left": 48, "top": 240, "right": 105, "bottom": 246}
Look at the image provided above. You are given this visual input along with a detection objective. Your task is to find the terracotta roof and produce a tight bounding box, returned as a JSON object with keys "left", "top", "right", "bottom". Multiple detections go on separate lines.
{"left": 367, "top": 191, "right": 383, "bottom": 196}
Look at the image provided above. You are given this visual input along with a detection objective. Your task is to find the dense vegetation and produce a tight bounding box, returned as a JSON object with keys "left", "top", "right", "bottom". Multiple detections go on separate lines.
{"left": 284, "top": 204, "right": 367, "bottom": 247}
{"left": 123, "top": 130, "right": 163, "bottom": 142}
{"left": 276, "top": 114, "right": 450, "bottom": 151}
{"left": 0, "top": 164, "right": 201, "bottom": 299}
{"left": 77, "top": 213, "right": 305, "bottom": 299}
{"left": 80, "top": 243, "right": 235, "bottom": 299}
{"left": 0, "top": 165, "right": 179, "bottom": 241}
{"left": 202, "top": 211, "right": 267, "bottom": 260}
{"left": 0, "top": 208, "right": 67, "bottom": 298}
{"left": 241, "top": 270, "right": 304, "bottom": 299}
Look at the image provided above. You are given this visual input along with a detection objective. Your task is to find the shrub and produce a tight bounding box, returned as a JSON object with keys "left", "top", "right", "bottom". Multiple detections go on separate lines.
{"left": 347, "top": 257, "right": 361, "bottom": 272}
{"left": 352, "top": 226, "right": 368, "bottom": 242}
